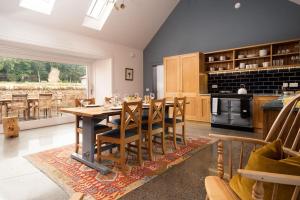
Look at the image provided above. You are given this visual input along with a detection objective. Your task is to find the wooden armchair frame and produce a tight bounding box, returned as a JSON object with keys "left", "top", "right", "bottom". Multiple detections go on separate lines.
{"left": 205, "top": 94, "right": 300, "bottom": 200}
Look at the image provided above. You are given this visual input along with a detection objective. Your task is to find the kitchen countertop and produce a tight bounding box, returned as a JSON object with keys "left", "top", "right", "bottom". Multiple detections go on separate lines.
{"left": 262, "top": 99, "right": 283, "bottom": 111}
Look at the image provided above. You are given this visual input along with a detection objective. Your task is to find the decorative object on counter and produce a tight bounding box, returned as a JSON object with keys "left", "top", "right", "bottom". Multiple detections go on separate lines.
{"left": 125, "top": 68, "right": 134, "bottom": 81}
{"left": 238, "top": 84, "right": 247, "bottom": 94}
{"left": 259, "top": 49, "right": 268, "bottom": 57}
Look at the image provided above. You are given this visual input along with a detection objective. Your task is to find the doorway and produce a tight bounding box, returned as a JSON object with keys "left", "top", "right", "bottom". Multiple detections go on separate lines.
{"left": 152, "top": 65, "right": 164, "bottom": 99}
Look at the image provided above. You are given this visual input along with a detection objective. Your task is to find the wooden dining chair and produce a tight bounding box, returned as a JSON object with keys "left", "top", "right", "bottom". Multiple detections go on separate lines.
{"left": 141, "top": 98, "right": 166, "bottom": 161}
{"left": 34, "top": 93, "right": 53, "bottom": 119}
{"left": 205, "top": 94, "right": 300, "bottom": 200}
{"left": 96, "top": 101, "right": 143, "bottom": 170}
{"left": 10, "top": 94, "right": 29, "bottom": 120}
{"left": 165, "top": 97, "right": 186, "bottom": 149}
{"left": 74, "top": 98, "right": 111, "bottom": 153}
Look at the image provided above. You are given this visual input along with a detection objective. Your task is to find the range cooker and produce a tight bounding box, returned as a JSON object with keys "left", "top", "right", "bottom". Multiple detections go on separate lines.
{"left": 211, "top": 93, "right": 253, "bottom": 132}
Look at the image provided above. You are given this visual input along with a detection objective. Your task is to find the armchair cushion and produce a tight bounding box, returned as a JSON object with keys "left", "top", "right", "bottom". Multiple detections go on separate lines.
{"left": 229, "top": 140, "right": 300, "bottom": 200}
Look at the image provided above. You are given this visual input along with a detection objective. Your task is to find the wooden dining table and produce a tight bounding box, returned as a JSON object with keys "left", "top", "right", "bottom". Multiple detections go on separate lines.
{"left": 60, "top": 102, "right": 175, "bottom": 175}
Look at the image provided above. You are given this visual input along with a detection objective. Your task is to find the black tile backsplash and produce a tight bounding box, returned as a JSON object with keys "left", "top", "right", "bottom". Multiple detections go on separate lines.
{"left": 208, "top": 68, "right": 300, "bottom": 94}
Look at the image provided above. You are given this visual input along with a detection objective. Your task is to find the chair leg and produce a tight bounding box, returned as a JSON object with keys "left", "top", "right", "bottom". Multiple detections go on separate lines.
{"left": 96, "top": 137, "right": 101, "bottom": 162}
{"left": 137, "top": 139, "right": 142, "bottom": 166}
{"left": 182, "top": 124, "right": 186, "bottom": 145}
{"left": 172, "top": 125, "right": 178, "bottom": 150}
{"left": 161, "top": 131, "right": 166, "bottom": 155}
{"left": 120, "top": 143, "right": 126, "bottom": 171}
{"left": 148, "top": 133, "right": 153, "bottom": 161}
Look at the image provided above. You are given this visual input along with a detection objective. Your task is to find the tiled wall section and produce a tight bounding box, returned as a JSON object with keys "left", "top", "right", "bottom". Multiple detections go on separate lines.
{"left": 208, "top": 67, "right": 300, "bottom": 94}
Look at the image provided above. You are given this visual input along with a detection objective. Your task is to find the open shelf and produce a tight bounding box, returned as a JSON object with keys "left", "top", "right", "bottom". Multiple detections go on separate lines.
{"left": 235, "top": 55, "right": 270, "bottom": 61}
{"left": 205, "top": 60, "right": 233, "bottom": 64}
{"left": 204, "top": 38, "right": 300, "bottom": 73}
{"left": 272, "top": 52, "right": 300, "bottom": 57}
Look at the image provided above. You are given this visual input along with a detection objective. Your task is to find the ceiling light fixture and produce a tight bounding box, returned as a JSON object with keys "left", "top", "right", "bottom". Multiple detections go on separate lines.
{"left": 114, "top": 0, "right": 126, "bottom": 11}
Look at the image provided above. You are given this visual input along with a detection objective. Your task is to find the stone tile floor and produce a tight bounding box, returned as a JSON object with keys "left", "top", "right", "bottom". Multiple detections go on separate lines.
{"left": 0, "top": 122, "right": 261, "bottom": 200}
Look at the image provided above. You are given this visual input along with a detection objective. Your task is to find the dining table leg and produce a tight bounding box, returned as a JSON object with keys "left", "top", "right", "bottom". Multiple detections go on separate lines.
{"left": 71, "top": 116, "right": 111, "bottom": 175}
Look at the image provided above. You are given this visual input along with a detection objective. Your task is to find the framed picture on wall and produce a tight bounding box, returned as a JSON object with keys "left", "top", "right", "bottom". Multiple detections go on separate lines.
{"left": 125, "top": 68, "right": 134, "bottom": 81}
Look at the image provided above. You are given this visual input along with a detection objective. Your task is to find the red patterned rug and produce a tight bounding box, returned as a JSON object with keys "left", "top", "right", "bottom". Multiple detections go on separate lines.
{"left": 26, "top": 136, "right": 212, "bottom": 200}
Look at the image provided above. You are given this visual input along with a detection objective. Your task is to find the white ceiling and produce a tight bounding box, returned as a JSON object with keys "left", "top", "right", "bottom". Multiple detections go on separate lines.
{"left": 0, "top": 0, "right": 179, "bottom": 49}
{"left": 289, "top": 0, "right": 300, "bottom": 5}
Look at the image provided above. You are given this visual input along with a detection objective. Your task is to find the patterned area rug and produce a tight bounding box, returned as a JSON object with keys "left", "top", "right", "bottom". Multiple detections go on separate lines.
{"left": 26, "top": 137, "right": 212, "bottom": 200}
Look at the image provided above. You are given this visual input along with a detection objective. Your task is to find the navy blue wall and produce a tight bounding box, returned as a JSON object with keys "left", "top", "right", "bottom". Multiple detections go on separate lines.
{"left": 143, "top": 0, "right": 300, "bottom": 93}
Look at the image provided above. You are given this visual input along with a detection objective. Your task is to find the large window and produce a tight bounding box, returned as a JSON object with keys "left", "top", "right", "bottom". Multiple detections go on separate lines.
{"left": 0, "top": 57, "right": 87, "bottom": 123}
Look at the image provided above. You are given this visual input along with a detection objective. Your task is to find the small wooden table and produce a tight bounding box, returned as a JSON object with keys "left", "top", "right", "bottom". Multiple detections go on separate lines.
{"left": 60, "top": 102, "right": 175, "bottom": 174}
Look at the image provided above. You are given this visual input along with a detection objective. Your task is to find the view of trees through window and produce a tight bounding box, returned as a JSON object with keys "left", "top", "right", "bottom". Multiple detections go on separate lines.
{"left": 0, "top": 57, "right": 86, "bottom": 83}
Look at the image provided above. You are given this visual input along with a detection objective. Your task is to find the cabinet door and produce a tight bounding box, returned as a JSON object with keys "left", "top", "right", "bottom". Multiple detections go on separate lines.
{"left": 185, "top": 96, "right": 198, "bottom": 121}
{"left": 180, "top": 53, "right": 199, "bottom": 95}
{"left": 164, "top": 56, "right": 180, "bottom": 98}
{"left": 197, "top": 96, "right": 211, "bottom": 122}
{"left": 253, "top": 96, "right": 278, "bottom": 129}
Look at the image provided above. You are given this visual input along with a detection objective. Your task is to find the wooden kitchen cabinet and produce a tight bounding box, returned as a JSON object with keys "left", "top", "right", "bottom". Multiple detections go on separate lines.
{"left": 164, "top": 55, "right": 181, "bottom": 98}
{"left": 185, "top": 95, "right": 211, "bottom": 122}
{"left": 164, "top": 52, "right": 208, "bottom": 121}
{"left": 253, "top": 96, "right": 278, "bottom": 129}
{"left": 197, "top": 95, "right": 211, "bottom": 122}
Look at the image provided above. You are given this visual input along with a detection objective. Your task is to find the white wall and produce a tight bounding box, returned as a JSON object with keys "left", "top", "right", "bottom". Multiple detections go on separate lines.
{"left": 0, "top": 16, "right": 143, "bottom": 97}
{"left": 93, "top": 59, "right": 112, "bottom": 105}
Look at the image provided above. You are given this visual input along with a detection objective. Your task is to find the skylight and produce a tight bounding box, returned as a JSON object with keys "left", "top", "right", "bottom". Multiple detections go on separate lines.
{"left": 19, "top": 0, "right": 56, "bottom": 15}
{"left": 82, "top": 0, "right": 115, "bottom": 31}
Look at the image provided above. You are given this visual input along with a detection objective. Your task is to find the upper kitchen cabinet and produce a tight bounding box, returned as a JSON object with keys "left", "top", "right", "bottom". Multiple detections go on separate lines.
{"left": 163, "top": 52, "right": 207, "bottom": 98}
{"left": 164, "top": 52, "right": 208, "bottom": 121}
{"left": 164, "top": 55, "right": 181, "bottom": 98}
{"left": 181, "top": 53, "right": 200, "bottom": 95}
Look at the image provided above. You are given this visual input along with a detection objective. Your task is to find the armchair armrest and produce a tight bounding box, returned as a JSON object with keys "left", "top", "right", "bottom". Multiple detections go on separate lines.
{"left": 238, "top": 169, "right": 300, "bottom": 186}
{"left": 209, "top": 134, "right": 267, "bottom": 146}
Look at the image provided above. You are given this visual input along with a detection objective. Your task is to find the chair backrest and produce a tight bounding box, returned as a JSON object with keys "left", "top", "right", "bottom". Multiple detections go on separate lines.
{"left": 173, "top": 97, "right": 186, "bottom": 121}
{"left": 12, "top": 94, "right": 28, "bottom": 108}
{"left": 38, "top": 93, "right": 53, "bottom": 108}
{"left": 74, "top": 98, "right": 95, "bottom": 107}
{"left": 147, "top": 98, "right": 166, "bottom": 129}
{"left": 120, "top": 101, "right": 142, "bottom": 139}
{"left": 104, "top": 97, "right": 112, "bottom": 104}
{"left": 265, "top": 94, "right": 300, "bottom": 151}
